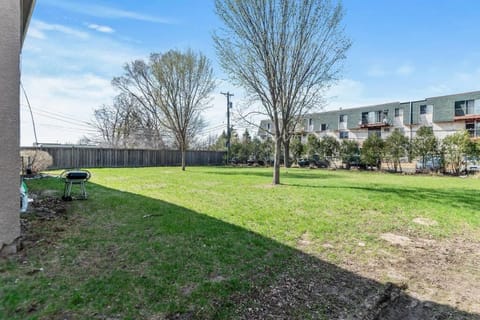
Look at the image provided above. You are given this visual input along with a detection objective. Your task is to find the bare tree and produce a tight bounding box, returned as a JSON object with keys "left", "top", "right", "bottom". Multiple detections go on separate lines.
{"left": 112, "top": 60, "right": 166, "bottom": 148}
{"left": 91, "top": 93, "right": 165, "bottom": 148}
{"left": 113, "top": 50, "right": 215, "bottom": 170}
{"left": 150, "top": 50, "right": 215, "bottom": 170}
{"left": 92, "top": 94, "right": 134, "bottom": 147}
{"left": 214, "top": 0, "right": 350, "bottom": 184}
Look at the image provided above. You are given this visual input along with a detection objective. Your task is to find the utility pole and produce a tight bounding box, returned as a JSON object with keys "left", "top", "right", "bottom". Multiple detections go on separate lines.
{"left": 221, "top": 91, "right": 234, "bottom": 164}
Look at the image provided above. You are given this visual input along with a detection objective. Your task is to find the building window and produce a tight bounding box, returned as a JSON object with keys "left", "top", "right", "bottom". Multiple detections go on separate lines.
{"left": 395, "top": 108, "right": 400, "bottom": 117}
{"left": 339, "top": 114, "right": 345, "bottom": 123}
{"left": 455, "top": 101, "right": 465, "bottom": 116}
{"left": 466, "top": 121, "right": 480, "bottom": 137}
{"left": 339, "top": 131, "right": 348, "bottom": 139}
{"left": 420, "top": 105, "right": 427, "bottom": 115}
{"left": 382, "top": 110, "right": 389, "bottom": 123}
{"left": 455, "top": 100, "right": 477, "bottom": 116}
{"left": 267, "top": 123, "right": 271, "bottom": 131}
{"left": 321, "top": 123, "right": 327, "bottom": 131}
{"left": 466, "top": 122, "right": 475, "bottom": 137}
{"left": 368, "top": 128, "right": 381, "bottom": 138}
{"left": 308, "top": 118, "right": 313, "bottom": 131}
{"left": 361, "top": 112, "right": 369, "bottom": 125}
{"left": 375, "top": 111, "right": 383, "bottom": 123}
{"left": 467, "top": 100, "right": 475, "bottom": 114}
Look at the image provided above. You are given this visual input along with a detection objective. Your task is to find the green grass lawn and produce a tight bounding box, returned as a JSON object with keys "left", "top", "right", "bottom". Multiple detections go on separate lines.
{"left": 1, "top": 167, "right": 479, "bottom": 319}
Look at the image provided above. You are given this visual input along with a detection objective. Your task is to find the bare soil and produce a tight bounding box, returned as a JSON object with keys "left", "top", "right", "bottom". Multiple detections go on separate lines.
{"left": 341, "top": 233, "right": 480, "bottom": 319}
{"left": 19, "top": 191, "right": 70, "bottom": 252}
{"left": 377, "top": 233, "right": 480, "bottom": 314}
{"left": 233, "top": 231, "right": 480, "bottom": 319}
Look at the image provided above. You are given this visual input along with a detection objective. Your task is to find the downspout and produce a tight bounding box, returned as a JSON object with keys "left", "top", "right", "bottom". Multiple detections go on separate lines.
{"left": 409, "top": 101, "right": 413, "bottom": 141}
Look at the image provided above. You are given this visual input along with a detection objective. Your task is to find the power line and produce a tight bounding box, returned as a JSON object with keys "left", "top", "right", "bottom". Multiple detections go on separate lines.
{"left": 32, "top": 122, "right": 98, "bottom": 133}
{"left": 21, "top": 106, "right": 96, "bottom": 131}
{"left": 20, "top": 104, "right": 94, "bottom": 128}
{"left": 201, "top": 124, "right": 227, "bottom": 135}
{"left": 20, "top": 83, "right": 38, "bottom": 145}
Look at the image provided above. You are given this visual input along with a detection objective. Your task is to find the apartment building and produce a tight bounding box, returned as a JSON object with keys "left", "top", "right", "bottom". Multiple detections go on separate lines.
{"left": 258, "top": 90, "right": 480, "bottom": 144}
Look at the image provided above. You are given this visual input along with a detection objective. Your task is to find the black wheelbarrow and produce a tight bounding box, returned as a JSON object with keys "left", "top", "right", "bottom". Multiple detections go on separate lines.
{"left": 60, "top": 170, "right": 91, "bottom": 201}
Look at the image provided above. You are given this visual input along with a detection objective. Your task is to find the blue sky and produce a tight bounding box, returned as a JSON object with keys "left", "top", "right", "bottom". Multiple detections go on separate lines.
{"left": 20, "top": 0, "right": 480, "bottom": 145}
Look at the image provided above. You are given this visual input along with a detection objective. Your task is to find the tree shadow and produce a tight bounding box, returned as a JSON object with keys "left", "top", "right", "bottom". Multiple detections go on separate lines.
{"left": 285, "top": 183, "right": 480, "bottom": 213}
{"left": 202, "top": 167, "right": 342, "bottom": 180}
{"left": 4, "top": 179, "right": 479, "bottom": 319}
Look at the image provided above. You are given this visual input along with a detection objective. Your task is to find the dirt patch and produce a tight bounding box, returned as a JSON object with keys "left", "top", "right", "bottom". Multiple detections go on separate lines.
{"left": 28, "top": 196, "right": 67, "bottom": 220}
{"left": 232, "top": 251, "right": 479, "bottom": 320}
{"left": 180, "top": 283, "right": 197, "bottom": 296}
{"left": 209, "top": 273, "right": 227, "bottom": 283}
{"left": 255, "top": 184, "right": 276, "bottom": 189}
{"left": 380, "top": 233, "right": 413, "bottom": 247}
{"left": 356, "top": 234, "right": 480, "bottom": 316}
{"left": 412, "top": 217, "right": 438, "bottom": 226}
{"left": 297, "top": 232, "right": 312, "bottom": 247}
{"left": 232, "top": 232, "right": 480, "bottom": 319}
{"left": 19, "top": 192, "right": 71, "bottom": 252}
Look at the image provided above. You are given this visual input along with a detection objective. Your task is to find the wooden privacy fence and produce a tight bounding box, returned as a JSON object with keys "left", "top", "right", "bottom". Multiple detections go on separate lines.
{"left": 21, "top": 146, "right": 226, "bottom": 170}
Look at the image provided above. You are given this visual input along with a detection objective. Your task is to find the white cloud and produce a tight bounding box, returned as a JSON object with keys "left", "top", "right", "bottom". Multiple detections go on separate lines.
{"left": 367, "top": 65, "right": 387, "bottom": 77}
{"left": 87, "top": 23, "right": 115, "bottom": 34}
{"left": 30, "top": 19, "right": 89, "bottom": 40}
{"left": 20, "top": 74, "right": 116, "bottom": 145}
{"left": 396, "top": 63, "right": 415, "bottom": 76}
{"left": 27, "top": 27, "right": 46, "bottom": 40}
{"left": 43, "top": 1, "right": 174, "bottom": 24}
{"left": 23, "top": 26, "right": 147, "bottom": 77}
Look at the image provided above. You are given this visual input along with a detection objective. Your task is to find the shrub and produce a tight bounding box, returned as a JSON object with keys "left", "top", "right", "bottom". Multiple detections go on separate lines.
{"left": 20, "top": 150, "right": 53, "bottom": 173}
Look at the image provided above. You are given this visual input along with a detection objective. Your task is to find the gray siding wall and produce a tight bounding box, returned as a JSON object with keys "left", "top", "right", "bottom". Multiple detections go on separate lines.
{"left": 0, "top": 0, "right": 21, "bottom": 250}
{"left": 400, "top": 102, "right": 410, "bottom": 125}
{"left": 315, "top": 112, "right": 339, "bottom": 131}
{"left": 429, "top": 92, "right": 480, "bottom": 123}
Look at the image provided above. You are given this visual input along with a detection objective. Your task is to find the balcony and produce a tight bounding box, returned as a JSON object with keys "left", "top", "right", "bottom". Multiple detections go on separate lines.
{"left": 359, "top": 118, "right": 392, "bottom": 129}
{"left": 454, "top": 114, "right": 480, "bottom": 121}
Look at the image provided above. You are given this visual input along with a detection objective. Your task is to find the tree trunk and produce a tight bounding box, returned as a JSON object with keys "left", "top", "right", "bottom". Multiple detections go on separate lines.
{"left": 181, "top": 145, "right": 186, "bottom": 171}
{"left": 273, "top": 137, "right": 282, "bottom": 185}
{"left": 283, "top": 139, "right": 290, "bottom": 169}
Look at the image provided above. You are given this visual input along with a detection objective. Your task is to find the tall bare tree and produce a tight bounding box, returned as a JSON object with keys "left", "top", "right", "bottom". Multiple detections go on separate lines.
{"left": 150, "top": 50, "right": 215, "bottom": 170}
{"left": 113, "top": 50, "right": 215, "bottom": 170}
{"left": 214, "top": 0, "right": 350, "bottom": 184}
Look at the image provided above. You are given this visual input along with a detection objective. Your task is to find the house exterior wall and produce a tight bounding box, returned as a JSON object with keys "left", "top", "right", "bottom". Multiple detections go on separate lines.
{"left": 0, "top": 0, "right": 21, "bottom": 253}
{"left": 257, "top": 90, "right": 480, "bottom": 147}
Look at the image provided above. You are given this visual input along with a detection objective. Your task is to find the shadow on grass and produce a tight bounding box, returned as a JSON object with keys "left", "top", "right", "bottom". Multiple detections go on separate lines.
{"left": 202, "top": 167, "right": 341, "bottom": 180}
{"left": 2, "top": 178, "right": 478, "bottom": 319}
{"left": 286, "top": 183, "right": 480, "bottom": 213}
